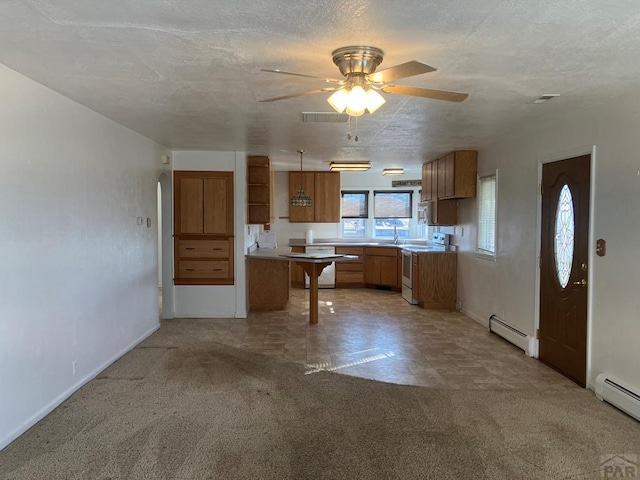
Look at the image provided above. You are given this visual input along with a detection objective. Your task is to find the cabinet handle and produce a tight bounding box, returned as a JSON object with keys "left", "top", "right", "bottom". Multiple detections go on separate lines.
{"left": 212, "top": 268, "right": 222, "bottom": 272}
{"left": 185, "top": 247, "right": 195, "bottom": 250}
{"left": 212, "top": 248, "right": 222, "bottom": 251}
{"left": 186, "top": 268, "right": 195, "bottom": 271}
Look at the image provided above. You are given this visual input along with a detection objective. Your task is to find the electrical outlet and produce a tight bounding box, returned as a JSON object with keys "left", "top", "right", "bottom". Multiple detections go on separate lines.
{"left": 72, "top": 361, "right": 77, "bottom": 376}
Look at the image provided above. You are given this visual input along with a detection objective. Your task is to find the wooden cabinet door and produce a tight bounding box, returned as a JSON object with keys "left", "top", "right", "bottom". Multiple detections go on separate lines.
{"left": 364, "top": 255, "right": 380, "bottom": 284}
{"left": 204, "top": 176, "right": 232, "bottom": 235}
{"left": 314, "top": 172, "right": 340, "bottom": 222}
{"left": 437, "top": 153, "right": 455, "bottom": 199}
{"left": 421, "top": 162, "right": 434, "bottom": 202}
{"left": 419, "top": 253, "right": 457, "bottom": 308}
{"left": 178, "top": 177, "right": 204, "bottom": 234}
{"left": 289, "top": 172, "right": 315, "bottom": 222}
{"left": 379, "top": 256, "right": 398, "bottom": 287}
{"left": 432, "top": 199, "right": 457, "bottom": 225}
{"left": 451, "top": 150, "right": 478, "bottom": 198}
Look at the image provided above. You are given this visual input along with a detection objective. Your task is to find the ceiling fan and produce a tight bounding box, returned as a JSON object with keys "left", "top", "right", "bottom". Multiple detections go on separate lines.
{"left": 260, "top": 46, "right": 468, "bottom": 116}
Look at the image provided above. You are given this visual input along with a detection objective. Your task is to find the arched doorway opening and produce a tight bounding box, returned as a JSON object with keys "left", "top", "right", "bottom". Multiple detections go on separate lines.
{"left": 157, "top": 173, "right": 173, "bottom": 319}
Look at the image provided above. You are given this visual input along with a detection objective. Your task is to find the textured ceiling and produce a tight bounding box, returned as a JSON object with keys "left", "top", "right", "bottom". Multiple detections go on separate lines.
{"left": 2, "top": 1, "right": 640, "bottom": 172}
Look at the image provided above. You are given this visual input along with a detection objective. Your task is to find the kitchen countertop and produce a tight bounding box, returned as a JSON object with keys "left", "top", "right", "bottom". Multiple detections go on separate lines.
{"left": 246, "top": 247, "right": 359, "bottom": 262}
{"left": 287, "top": 241, "right": 454, "bottom": 254}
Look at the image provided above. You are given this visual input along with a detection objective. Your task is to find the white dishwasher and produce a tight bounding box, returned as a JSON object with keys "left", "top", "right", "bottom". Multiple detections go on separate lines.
{"left": 304, "top": 246, "right": 336, "bottom": 289}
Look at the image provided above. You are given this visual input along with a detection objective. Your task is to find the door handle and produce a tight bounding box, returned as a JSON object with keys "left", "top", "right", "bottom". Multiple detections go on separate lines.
{"left": 572, "top": 279, "right": 587, "bottom": 286}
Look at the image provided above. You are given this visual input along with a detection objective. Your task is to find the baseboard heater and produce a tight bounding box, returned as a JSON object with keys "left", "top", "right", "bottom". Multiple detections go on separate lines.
{"left": 489, "top": 314, "right": 531, "bottom": 355}
{"left": 595, "top": 373, "right": 640, "bottom": 422}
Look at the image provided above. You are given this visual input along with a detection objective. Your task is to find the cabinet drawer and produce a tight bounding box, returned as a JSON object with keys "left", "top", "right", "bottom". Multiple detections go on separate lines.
{"left": 364, "top": 247, "right": 398, "bottom": 257}
{"left": 179, "top": 239, "right": 230, "bottom": 258}
{"left": 335, "top": 246, "right": 364, "bottom": 255}
{"left": 336, "top": 271, "right": 365, "bottom": 284}
{"left": 179, "top": 260, "right": 229, "bottom": 279}
{"left": 335, "top": 261, "right": 363, "bottom": 272}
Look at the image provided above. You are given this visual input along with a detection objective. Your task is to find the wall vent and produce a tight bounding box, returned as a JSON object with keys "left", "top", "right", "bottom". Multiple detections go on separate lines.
{"left": 301, "top": 112, "right": 348, "bottom": 123}
{"left": 595, "top": 373, "right": 640, "bottom": 422}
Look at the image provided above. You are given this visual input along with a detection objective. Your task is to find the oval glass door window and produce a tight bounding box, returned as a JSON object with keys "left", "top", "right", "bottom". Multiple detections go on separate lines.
{"left": 554, "top": 184, "right": 575, "bottom": 288}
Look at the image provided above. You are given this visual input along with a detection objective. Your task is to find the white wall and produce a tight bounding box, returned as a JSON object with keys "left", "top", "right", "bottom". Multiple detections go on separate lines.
{"left": 0, "top": 64, "right": 169, "bottom": 449}
{"left": 457, "top": 94, "right": 640, "bottom": 391}
{"left": 171, "top": 151, "right": 247, "bottom": 318}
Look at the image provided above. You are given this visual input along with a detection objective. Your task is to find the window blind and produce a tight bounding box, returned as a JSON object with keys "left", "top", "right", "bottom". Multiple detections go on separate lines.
{"left": 373, "top": 191, "right": 412, "bottom": 218}
{"left": 477, "top": 175, "right": 496, "bottom": 254}
{"left": 341, "top": 191, "right": 368, "bottom": 218}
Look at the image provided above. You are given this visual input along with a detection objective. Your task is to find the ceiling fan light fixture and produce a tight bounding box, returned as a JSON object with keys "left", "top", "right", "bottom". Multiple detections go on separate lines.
{"left": 382, "top": 168, "right": 404, "bottom": 176}
{"left": 327, "top": 89, "right": 349, "bottom": 113}
{"left": 365, "top": 89, "right": 386, "bottom": 113}
{"left": 329, "top": 161, "right": 371, "bottom": 172}
{"left": 327, "top": 85, "right": 385, "bottom": 117}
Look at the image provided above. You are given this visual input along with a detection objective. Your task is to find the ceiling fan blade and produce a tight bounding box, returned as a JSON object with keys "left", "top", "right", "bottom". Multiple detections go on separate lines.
{"left": 367, "top": 61, "right": 436, "bottom": 83}
{"left": 382, "top": 84, "right": 468, "bottom": 102}
{"left": 260, "top": 69, "right": 343, "bottom": 84}
{"left": 259, "top": 87, "right": 340, "bottom": 103}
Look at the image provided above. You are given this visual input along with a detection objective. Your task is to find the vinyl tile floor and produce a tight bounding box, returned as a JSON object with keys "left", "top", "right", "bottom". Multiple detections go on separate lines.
{"left": 161, "top": 288, "right": 579, "bottom": 391}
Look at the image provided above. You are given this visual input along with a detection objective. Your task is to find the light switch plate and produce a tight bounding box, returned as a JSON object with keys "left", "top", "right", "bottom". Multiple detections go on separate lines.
{"left": 136, "top": 217, "right": 143, "bottom": 225}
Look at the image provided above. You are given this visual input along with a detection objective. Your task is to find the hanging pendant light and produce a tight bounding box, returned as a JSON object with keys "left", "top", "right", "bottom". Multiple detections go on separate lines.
{"left": 290, "top": 149, "right": 312, "bottom": 207}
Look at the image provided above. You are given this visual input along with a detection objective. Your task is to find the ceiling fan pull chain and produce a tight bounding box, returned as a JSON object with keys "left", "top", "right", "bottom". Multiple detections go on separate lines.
{"left": 355, "top": 116, "right": 359, "bottom": 142}
{"left": 346, "top": 116, "right": 352, "bottom": 140}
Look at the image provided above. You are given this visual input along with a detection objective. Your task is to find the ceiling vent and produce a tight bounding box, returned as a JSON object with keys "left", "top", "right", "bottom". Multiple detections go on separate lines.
{"left": 532, "top": 94, "right": 560, "bottom": 104}
{"left": 301, "top": 112, "right": 348, "bottom": 123}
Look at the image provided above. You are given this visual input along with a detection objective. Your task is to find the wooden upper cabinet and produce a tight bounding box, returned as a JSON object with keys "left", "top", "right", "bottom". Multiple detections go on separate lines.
{"left": 314, "top": 172, "right": 340, "bottom": 223}
{"left": 421, "top": 162, "right": 435, "bottom": 202}
{"left": 179, "top": 177, "right": 204, "bottom": 234}
{"left": 204, "top": 177, "right": 231, "bottom": 234}
{"left": 289, "top": 171, "right": 340, "bottom": 223}
{"left": 174, "top": 171, "right": 234, "bottom": 236}
{"left": 436, "top": 150, "right": 477, "bottom": 200}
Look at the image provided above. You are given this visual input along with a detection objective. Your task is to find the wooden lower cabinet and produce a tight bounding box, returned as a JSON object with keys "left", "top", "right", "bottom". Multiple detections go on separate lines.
{"left": 174, "top": 237, "right": 234, "bottom": 285}
{"left": 290, "top": 246, "right": 305, "bottom": 288}
{"left": 248, "top": 258, "right": 289, "bottom": 311}
{"left": 364, "top": 247, "right": 399, "bottom": 289}
{"left": 418, "top": 253, "right": 457, "bottom": 309}
{"left": 335, "top": 246, "right": 364, "bottom": 287}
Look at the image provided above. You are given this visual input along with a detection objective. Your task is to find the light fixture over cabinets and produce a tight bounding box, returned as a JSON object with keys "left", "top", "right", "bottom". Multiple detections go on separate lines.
{"left": 290, "top": 150, "right": 312, "bottom": 207}
{"left": 382, "top": 168, "right": 404, "bottom": 176}
{"left": 329, "top": 162, "right": 371, "bottom": 172}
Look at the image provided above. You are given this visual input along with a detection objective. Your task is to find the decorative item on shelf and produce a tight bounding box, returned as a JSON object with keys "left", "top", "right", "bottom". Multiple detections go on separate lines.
{"left": 329, "top": 161, "right": 371, "bottom": 172}
{"left": 383, "top": 168, "right": 404, "bottom": 176}
{"left": 392, "top": 179, "right": 422, "bottom": 187}
{"left": 290, "top": 149, "right": 313, "bottom": 207}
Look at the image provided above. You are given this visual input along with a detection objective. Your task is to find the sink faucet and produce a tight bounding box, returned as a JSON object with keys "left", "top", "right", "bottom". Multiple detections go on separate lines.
{"left": 393, "top": 225, "right": 399, "bottom": 245}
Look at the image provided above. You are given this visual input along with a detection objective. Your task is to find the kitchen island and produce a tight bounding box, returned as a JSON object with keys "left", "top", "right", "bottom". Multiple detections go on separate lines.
{"left": 246, "top": 247, "right": 357, "bottom": 324}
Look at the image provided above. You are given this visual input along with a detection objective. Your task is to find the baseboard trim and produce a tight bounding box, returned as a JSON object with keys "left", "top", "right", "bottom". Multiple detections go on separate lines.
{"left": 460, "top": 307, "right": 489, "bottom": 328}
{"left": 0, "top": 323, "right": 159, "bottom": 451}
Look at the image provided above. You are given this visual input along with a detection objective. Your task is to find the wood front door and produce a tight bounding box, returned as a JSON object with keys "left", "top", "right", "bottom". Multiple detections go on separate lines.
{"left": 539, "top": 155, "right": 590, "bottom": 386}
